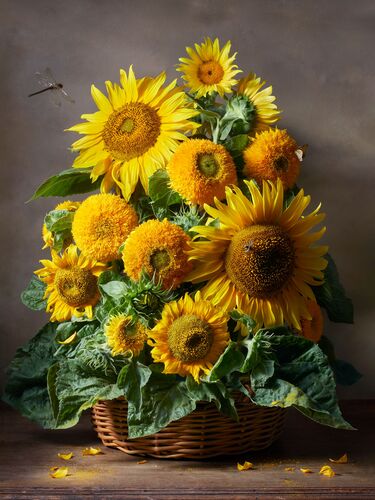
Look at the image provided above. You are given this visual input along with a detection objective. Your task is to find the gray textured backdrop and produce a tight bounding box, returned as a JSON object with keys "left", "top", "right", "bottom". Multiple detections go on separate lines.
{"left": 0, "top": 0, "right": 374, "bottom": 397}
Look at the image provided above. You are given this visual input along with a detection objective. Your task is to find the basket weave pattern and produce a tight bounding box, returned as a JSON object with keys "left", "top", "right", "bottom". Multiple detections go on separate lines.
{"left": 92, "top": 396, "right": 285, "bottom": 459}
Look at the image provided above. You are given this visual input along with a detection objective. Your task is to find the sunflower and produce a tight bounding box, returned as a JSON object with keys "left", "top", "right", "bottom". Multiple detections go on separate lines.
{"left": 243, "top": 129, "right": 301, "bottom": 189}
{"left": 148, "top": 293, "right": 229, "bottom": 382}
{"left": 35, "top": 245, "right": 106, "bottom": 322}
{"left": 299, "top": 300, "right": 324, "bottom": 343}
{"left": 105, "top": 314, "right": 148, "bottom": 356}
{"left": 177, "top": 37, "right": 241, "bottom": 98}
{"left": 237, "top": 73, "right": 280, "bottom": 133}
{"left": 186, "top": 179, "right": 328, "bottom": 329}
{"left": 122, "top": 219, "right": 192, "bottom": 290}
{"left": 68, "top": 67, "right": 199, "bottom": 200}
{"left": 72, "top": 193, "right": 138, "bottom": 262}
{"left": 42, "top": 200, "right": 81, "bottom": 249}
{"left": 167, "top": 139, "right": 237, "bottom": 205}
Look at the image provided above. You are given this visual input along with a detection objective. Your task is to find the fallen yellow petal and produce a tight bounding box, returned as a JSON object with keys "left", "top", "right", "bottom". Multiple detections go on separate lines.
{"left": 82, "top": 447, "right": 103, "bottom": 456}
{"left": 50, "top": 466, "right": 59, "bottom": 471}
{"left": 320, "top": 465, "right": 336, "bottom": 477}
{"left": 237, "top": 461, "right": 254, "bottom": 471}
{"left": 284, "top": 467, "right": 295, "bottom": 472}
{"left": 58, "top": 332, "right": 77, "bottom": 345}
{"left": 300, "top": 467, "right": 313, "bottom": 474}
{"left": 329, "top": 453, "right": 348, "bottom": 464}
{"left": 50, "top": 467, "right": 69, "bottom": 478}
{"left": 137, "top": 460, "right": 148, "bottom": 464}
{"left": 58, "top": 452, "right": 73, "bottom": 460}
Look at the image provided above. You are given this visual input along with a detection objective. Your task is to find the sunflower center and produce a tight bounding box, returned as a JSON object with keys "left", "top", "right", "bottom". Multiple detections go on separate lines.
{"left": 94, "top": 219, "right": 113, "bottom": 238}
{"left": 150, "top": 249, "right": 171, "bottom": 272}
{"left": 54, "top": 267, "right": 98, "bottom": 307}
{"left": 197, "top": 153, "right": 219, "bottom": 178}
{"left": 167, "top": 314, "right": 213, "bottom": 362}
{"left": 197, "top": 61, "right": 224, "bottom": 85}
{"left": 225, "top": 225, "right": 295, "bottom": 298}
{"left": 103, "top": 102, "right": 161, "bottom": 161}
{"left": 273, "top": 155, "right": 289, "bottom": 172}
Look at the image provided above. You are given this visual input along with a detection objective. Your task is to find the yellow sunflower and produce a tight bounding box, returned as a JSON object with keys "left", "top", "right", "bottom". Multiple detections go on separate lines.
{"left": 237, "top": 73, "right": 280, "bottom": 133}
{"left": 35, "top": 245, "right": 106, "bottom": 322}
{"left": 105, "top": 314, "right": 148, "bottom": 356}
{"left": 148, "top": 293, "right": 229, "bottom": 382}
{"left": 122, "top": 219, "right": 192, "bottom": 290}
{"left": 186, "top": 179, "right": 328, "bottom": 329}
{"left": 243, "top": 129, "right": 301, "bottom": 189}
{"left": 299, "top": 300, "right": 324, "bottom": 343}
{"left": 68, "top": 67, "right": 199, "bottom": 200}
{"left": 72, "top": 193, "right": 138, "bottom": 262}
{"left": 177, "top": 37, "right": 241, "bottom": 98}
{"left": 42, "top": 200, "right": 81, "bottom": 249}
{"left": 167, "top": 139, "right": 237, "bottom": 205}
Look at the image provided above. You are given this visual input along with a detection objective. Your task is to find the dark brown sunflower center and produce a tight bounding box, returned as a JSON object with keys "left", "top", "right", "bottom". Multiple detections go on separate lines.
{"left": 225, "top": 225, "right": 295, "bottom": 298}
{"left": 273, "top": 155, "right": 289, "bottom": 172}
{"left": 198, "top": 60, "right": 224, "bottom": 85}
{"left": 197, "top": 153, "right": 219, "bottom": 178}
{"left": 102, "top": 102, "right": 161, "bottom": 161}
{"left": 54, "top": 267, "right": 98, "bottom": 307}
{"left": 167, "top": 314, "right": 213, "bottom": 362}
{"left": 150, "top": 248, "right": 171, "bottom": 272}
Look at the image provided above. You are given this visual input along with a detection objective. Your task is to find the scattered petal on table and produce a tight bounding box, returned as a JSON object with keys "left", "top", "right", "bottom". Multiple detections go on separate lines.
{"left": 137, "top": 460, "right": 148, "bottom": 464}
{"left": 329, "top": 453, "right": 348, "bottom": 464}
{"left": 320, "top": 465, "right": 336, "bottom": 477}
{"left": 284, "top": 467, "right": 295, "bottom": 472}
{"left": 57, "top": 332, "right": 77, "bottom": 345}
{"left": 300, "top": 467, "right": 313, "bottom": 474}
{"left": 50, "top": 467, "right": 69, "bottom": 478}
{"left": 237, "top": 461, "right": 254, "bottom": 471}
{"left": 58, "top": 452, "right": 73, "bottom": 460}
{"left": 82, "top": 446, "right": 103, "bottom": 456}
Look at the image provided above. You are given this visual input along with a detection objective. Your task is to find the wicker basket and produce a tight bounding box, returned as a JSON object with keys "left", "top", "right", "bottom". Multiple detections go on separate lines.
{"left": 91, "top": 395, "right": 285, "bottom": 459}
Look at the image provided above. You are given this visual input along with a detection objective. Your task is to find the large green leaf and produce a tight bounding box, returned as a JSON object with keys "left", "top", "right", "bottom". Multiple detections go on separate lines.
{"left": 31, "top": 168, "right": 102, "bottom": 200}
{"left": 313, "top": 254, "right": 353, "bottom": 323}
{"left": 2, "top": 323, "right": 59, "bottom": 427}
{"left": 21, "top": 277, "right": 47, "bottom": 311}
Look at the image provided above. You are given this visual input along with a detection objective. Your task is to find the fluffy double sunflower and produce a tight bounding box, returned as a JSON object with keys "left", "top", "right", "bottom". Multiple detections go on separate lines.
{"left": 178, "top": 37, "right": 241, "bottom": 98}
{"left": 35, "top": 245, "right": 106, "bottom": 322}
{"left": 149, "top": 293, "right": 230, "bottom": 382}
{"left": 68, "top": 67, "right": 199, "bottom": 200}
{"left": 186, "top": 179, "right": 328, "bottom": 329}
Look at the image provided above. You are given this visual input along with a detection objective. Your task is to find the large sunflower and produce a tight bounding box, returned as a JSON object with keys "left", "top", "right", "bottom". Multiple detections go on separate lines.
{"left": 149, "top": 293, "right": 229, "bottom": 382}
{"left": 68, "top": 67, "right": 199, "bottom": 200}
{"left": 237, "top": 73, "right": 280, "bottom": 133}
{"left": 177, "top": 37, "right": 241, "bottom": 98}
{"left": 186, "top": 179, "right": 328, "bottom": 329}
{"left": 72, "top": 193, "right": 138, "bottom": 262}
{"left": 35, "top": 245, "right": 107, "bottom": 322}
{"left": 167, "top": 138, "right": 237, "bottom": 205}
{"left": 122, "top": 219, "right": 192, "bottom": 290}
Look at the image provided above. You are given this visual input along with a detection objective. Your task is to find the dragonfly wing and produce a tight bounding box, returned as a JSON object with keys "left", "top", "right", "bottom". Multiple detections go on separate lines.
{"left": 45, "top": 67, "right": 57, "bottom": 84}
{"left": 61, "top": 88, "right": 75, "bottom": 104}
{"left": 35, "top": 71, "right": 52, "bottom": 88}
{"left": 49, "top": 88, "right": 62, "bottom": 107}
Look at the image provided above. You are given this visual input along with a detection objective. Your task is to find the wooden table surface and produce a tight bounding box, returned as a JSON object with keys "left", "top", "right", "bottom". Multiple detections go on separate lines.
{"left": 0, "top": 400, "right": 374, "bottom": 499}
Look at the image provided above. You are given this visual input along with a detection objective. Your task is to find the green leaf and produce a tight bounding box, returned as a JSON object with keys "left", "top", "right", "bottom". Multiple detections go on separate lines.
{"left": 2, "top": 323, "right": 59, "bottom": 428}
{"left": 185, "top": 378, "right": 238, "bottom": 421}
{"left": 31, "top": 168, "right": 102, "bottom": 200}
{"left": 100, "top": 281, "right": 128, "bottom": 300}
{"left": 207, "top": 342, "right": 245, "bottom": 382}
{"left": 21, "top": 277, "right": 47, "bottom": 311}
{"left": 333, "top": 359, "right": 362, "bottom": 386}
{"left": 223, "top": 134, "right": 249, "bottom": 157}
{"left": 218, "top": 96, "right": 255, "bottom": 141}
{"left": 148, "top": 169, "right": 182, "bottom": 207}
{"left": 44, "top": 210, "right": 74, "bottom": 232}
{"left": 230, "top": 310, "right": 256, "bottom": 335}
{"left": 117, "top": 361, "right": 152, "bottom": 409}
{"left": 313, "top": 254, "right": 353, "bottom": 323}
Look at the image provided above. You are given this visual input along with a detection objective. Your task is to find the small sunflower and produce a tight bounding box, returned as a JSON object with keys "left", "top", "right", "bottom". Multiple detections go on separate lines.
{"left": 167, "top": 139, "right": 237, "bottom": 206}
{"left": 299, "top": 300, "right": 324, "bottom": 343}
{"left": 186, "top": 179, "right": 328, "bottom": 329}
{"left": 149, "top": 293, "right": 229, "bottom": 382}
{"left": 35, "top": 245, "right": 106, "bottom": 322}
{"left": 105, "top": 314, "right": 148, "bottom": 356}
{"left": 42, "top": 200, "right": 81, "bottom": 249}
{"left": 122, "top": 219, "right": 192, "bottom": 290}
{"left": 237, "top": 73, "right": 280, "bottom": 133}
{"left": 178, "top": 37, "right": 241, "bottom": 98}
{"left": 72, "top": 193, "right": 138, "bottom": 262}
{"left": 243, "top": 129, "right": 301, "bottom": 189}
{"left": 68, "top": 67, "right": 198, "bottom": 200}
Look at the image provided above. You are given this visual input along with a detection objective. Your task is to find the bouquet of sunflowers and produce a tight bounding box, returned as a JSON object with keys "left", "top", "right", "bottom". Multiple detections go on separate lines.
{"left": 4, "top": 38, "right": 359, "bottom": 443}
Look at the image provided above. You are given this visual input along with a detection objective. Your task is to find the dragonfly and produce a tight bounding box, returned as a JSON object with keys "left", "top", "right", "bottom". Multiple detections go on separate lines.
{"left": 28, "top": 67, "right": 75, "bottom": 106}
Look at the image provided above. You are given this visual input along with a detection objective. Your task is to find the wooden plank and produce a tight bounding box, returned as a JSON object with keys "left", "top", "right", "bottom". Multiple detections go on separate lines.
{"left": 0, "top": 400, "right": 374, "bottom": 499}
